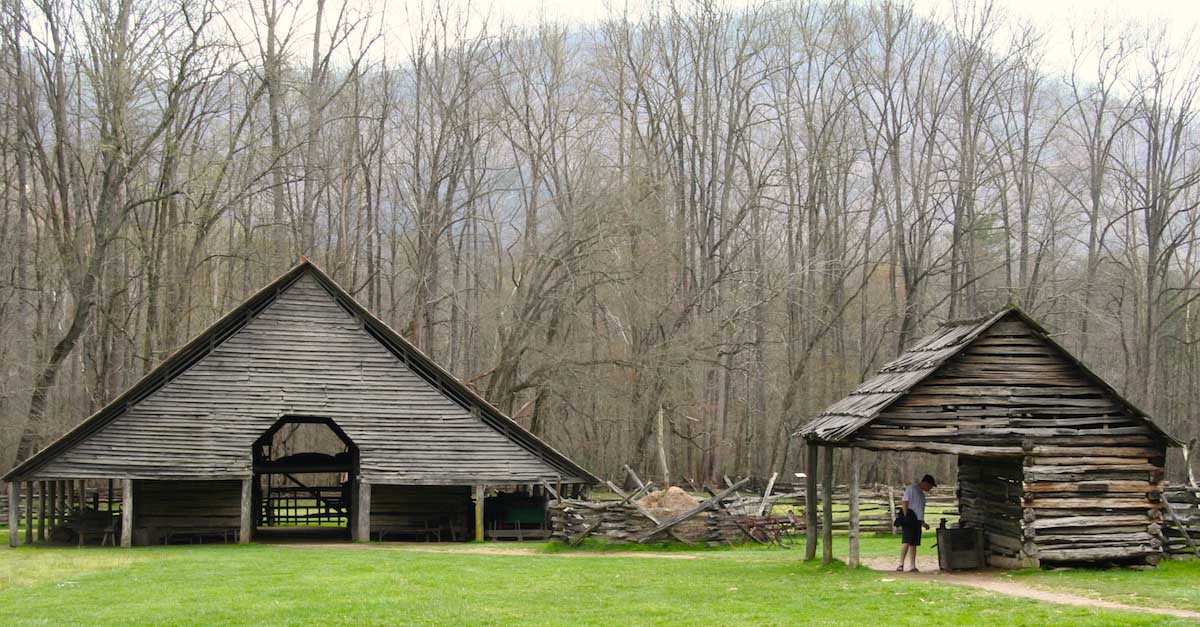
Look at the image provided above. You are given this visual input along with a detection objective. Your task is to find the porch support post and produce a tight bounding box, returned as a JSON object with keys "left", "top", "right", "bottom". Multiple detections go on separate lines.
{"left": 848, "top": 447, "right": 861, "bottom": 568}
{"left": 48, "top": 480, "right": 57, "bottom": 523}
{"left": 24, "top": 481, "right": 33, "bottom": 544}
{"left": 822, "top": 445, "right": 835, "bottom": 566}
{"left": 804, "top": 441, "right": 819, "bottom": 560}
{"left": 48, "top": 481, "right": 57, "bottom": 527}
{"left": 37, "top": 482, "right": 46, "bottom": 541}
{"left": 7, "top": 482, "right": 18, "bottom": 547}
{"left": 473, "top": 485, "right": 485, "bottom": 542}
{"left": 120, "top": 479, "right": 134, "bottom": 548}
{"left": 354, "top": 480, "right": 371, "bottom": 542}
{"left": 240, "top": 477, "right": 253, "bottom": 544}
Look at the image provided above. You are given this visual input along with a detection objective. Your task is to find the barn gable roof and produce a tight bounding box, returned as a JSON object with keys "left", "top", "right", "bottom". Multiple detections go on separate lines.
{"left": 795, "top": 306, "right": 1181, "bottom": 447}
{"left": 4, "top": 260, "right": 598, "bottom": 484}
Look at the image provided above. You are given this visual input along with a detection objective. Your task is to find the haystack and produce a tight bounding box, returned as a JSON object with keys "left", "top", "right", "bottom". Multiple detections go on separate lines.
{"left": 637, "top": 486, "right": 700, "bottom": 513}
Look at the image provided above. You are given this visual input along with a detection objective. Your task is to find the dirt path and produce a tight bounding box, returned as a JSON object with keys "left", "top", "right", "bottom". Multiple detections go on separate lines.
{"left": 276, "top": 542, "right": 699, "bottom": 560}
{"left": 864, "top": 557, "right": 1200, "bottom": 621}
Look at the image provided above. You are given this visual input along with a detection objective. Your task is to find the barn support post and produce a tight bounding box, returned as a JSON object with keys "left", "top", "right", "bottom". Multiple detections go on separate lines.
{"left": 24, "top": 481, "right": 34, "bottom": 544}
{"left": 848, "top": 448, "right": 860, "bottom": 568}
{"left": 7, "top": 482, "right": 18, "bottom": 547}
{"left": 804, "top": 442, "right": 819, "bottom": 560}
{"left": 822, "top": 445, "right": 835, "bottom": 566}
{"left": 473, "top": 485, "right": 485, "bottom": 542}
{"left": 120, "top": 479, "right": 134, "bottom": 548}
{"left": 37, "top": 481, "right": 46, "bottom": 541}
{"left": 239, "top": 478, "right": 253, "bottom": 544}
{"left": 48, "top": 481, "right": 57, "bottom": 527}
{"left": 55, "top": 481, "right": 65, "bottom": 523}
{"left": 354, "top": 480, "right": 371, "bottom": 542}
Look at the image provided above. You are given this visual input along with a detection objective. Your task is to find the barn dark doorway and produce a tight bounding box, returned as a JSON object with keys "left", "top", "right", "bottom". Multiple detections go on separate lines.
{"left": 251, "top": 416, "right": 358, "bottom": 542}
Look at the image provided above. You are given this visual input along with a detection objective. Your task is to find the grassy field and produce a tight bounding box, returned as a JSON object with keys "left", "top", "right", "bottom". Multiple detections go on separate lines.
{"left": 1, "top": 526, "right": 1196, "bottom": 626}
{"left": 1013, "top": 559, "right": 1200, "bottom": 613}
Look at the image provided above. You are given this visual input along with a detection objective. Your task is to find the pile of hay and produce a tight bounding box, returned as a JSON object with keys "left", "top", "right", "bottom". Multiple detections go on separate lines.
{"left": 637, "top": 486, "right": 700, "bottom": 513}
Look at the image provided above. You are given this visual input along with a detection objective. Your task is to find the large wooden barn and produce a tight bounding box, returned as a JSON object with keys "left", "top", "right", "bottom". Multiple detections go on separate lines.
{"left": 5, "top": 260, "right": 596, "bottom": 547}
{"left": 797, "top": 307, "right": 1181, "bottom": 567}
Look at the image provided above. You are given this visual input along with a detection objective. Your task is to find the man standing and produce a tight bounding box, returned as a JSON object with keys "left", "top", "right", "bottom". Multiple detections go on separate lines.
{"left": 897, "top": 474, "right": 935, "bottom": 572}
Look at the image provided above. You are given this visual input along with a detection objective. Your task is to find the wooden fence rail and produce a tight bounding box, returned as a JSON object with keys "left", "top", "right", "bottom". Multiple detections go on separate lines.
{"left": 1164, "top": 486, "right": 1200, "bottom": 558}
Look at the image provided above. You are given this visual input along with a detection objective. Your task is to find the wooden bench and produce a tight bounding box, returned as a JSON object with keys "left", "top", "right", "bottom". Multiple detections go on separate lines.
{"left": 485, "top": 527, "right": 551, "bottom": 541}
{"left": 376, "top": 520, "right": 443, "bottom": 542}
{"left": 62, "top": 511, "right": 118, "bottom": 547}
{"left": 160, "top": 527, "right": 238, "bottom": 545}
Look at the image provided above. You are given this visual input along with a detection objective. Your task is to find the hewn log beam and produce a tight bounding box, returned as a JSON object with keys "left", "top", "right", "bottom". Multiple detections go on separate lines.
{"left": 120, "top": 479, "right": 134, "bottom": 548}
{"left": 7, "top": 482, "right": 18, "bottom": 547}
{"left": 355, "top": 480, "right": 371, "bottom": 543}
{"left": 474, "top": 485, "right": 485, "bottom": 542}
{"left": 240, "top": 478, "right": 253, "bottom": 544}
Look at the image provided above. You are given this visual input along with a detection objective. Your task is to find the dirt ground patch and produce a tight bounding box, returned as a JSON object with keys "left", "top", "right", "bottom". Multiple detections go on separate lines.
{"left": 863, "top": 557, "right": 1200, "bottom": 621}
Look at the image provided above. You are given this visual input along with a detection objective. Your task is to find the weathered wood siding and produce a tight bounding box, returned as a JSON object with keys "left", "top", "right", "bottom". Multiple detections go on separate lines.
{"left": 369, "top": 485, "right": 472, "bottom": 537}
{"left": 26, "top": 274, "right": 571, "bottom": 485}
{"left": 133, "top": 480, "right": 242, "bottom": 540}
{"left": 854, "top": 315, "right": 1167, "bottom": 564}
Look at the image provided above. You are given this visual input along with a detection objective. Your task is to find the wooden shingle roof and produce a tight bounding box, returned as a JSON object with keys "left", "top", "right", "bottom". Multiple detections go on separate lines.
{"left": 795, "top": 306, "right": 1181, "bottom": 447}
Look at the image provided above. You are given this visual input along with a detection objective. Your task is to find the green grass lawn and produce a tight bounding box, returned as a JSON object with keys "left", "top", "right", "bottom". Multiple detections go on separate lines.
{"left": 0, "top": 529, "right": 1193, "bottom": 626}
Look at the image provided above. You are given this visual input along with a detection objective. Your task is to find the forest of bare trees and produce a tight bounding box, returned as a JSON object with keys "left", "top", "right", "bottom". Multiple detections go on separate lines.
{"left": 1, "top": 0, "right": 1198, "bottom": 487}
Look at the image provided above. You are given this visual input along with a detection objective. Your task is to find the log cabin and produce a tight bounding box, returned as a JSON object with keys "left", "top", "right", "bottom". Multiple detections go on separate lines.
{"left": 796, "top": 307, "right": 1181, "bottom": 567}
{"left": 5, "top": 260, "right": 596, "bottom": 547}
